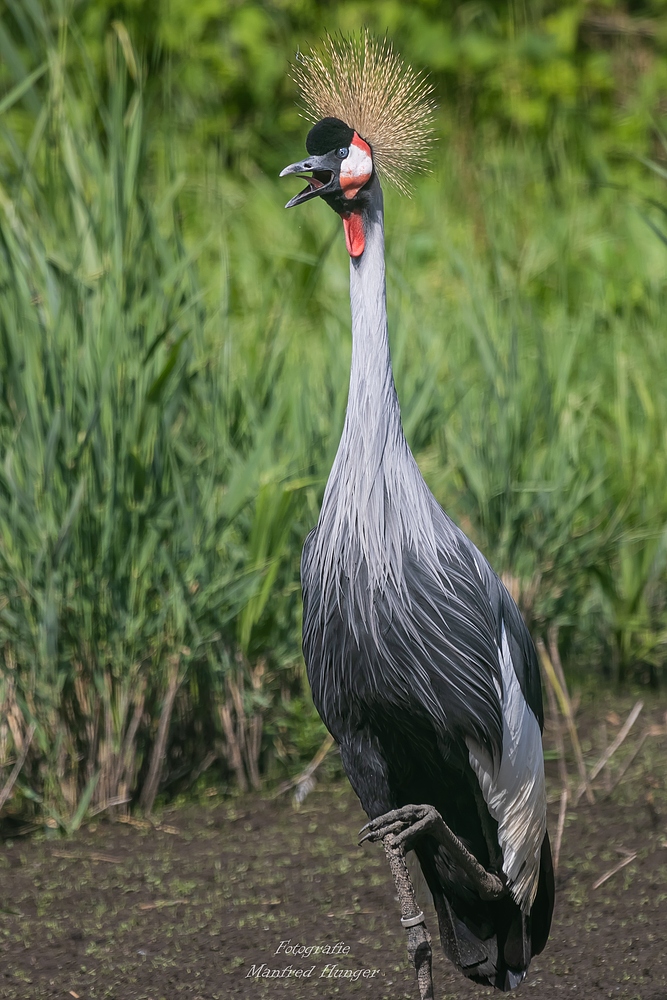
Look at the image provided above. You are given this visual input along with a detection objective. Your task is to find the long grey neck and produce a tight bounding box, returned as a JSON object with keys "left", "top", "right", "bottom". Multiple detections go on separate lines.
{"left": 338, "top": 175, "right": 404, "bottom": 474}
{"left": 318, "top": 175, "right": 436, "bottom": 586}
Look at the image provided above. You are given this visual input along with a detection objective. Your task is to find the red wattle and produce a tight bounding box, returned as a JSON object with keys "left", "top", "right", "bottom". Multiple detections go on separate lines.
{"left": 342, "top": 212, "right": 365, "bottom": 257}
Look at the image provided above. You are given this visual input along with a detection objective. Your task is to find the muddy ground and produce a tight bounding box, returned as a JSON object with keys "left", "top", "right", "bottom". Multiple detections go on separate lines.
{"left": 0, "top": 696, "right": 666, "bottom": 1000}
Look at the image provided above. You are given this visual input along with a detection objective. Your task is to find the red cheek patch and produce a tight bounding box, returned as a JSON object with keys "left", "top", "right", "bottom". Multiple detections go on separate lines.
{"left": 342, "top": 212, "right": 365, "bottom": 257}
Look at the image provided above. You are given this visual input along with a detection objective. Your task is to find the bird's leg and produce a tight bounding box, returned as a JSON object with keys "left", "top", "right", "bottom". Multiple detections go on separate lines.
{"left": 338, "top": 738, "right": 435, "bottom": 994}
{"left": 360, "top": 804, "right": 506, "bottom": 902}
{"left": 383, "top": 835, "right": 435, "bottom": 1000}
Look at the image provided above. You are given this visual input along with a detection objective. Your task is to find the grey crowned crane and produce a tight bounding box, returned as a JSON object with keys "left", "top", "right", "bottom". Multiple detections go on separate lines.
{"left": 280, "top": 33, "right": 554, "bottom": 999}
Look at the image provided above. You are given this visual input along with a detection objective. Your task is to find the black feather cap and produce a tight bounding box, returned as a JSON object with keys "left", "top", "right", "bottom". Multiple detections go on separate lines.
{"left": 306, "top": 117, "right": 355, "bottom": 155}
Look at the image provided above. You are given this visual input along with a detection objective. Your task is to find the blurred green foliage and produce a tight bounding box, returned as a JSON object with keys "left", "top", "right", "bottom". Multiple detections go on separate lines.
{"left": 4, "top": 1, "right": 667, "bottom": 174}
{"left": 0, "top": 1, "right": 666, "bottom": 817}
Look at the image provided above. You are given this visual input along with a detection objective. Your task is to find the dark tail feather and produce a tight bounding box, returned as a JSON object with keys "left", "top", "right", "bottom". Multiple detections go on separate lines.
{"left": 530, "top": 830, "right": 555, "bottom": 957}
{"left": 417, "top": 831, "right": 554, "bottom": 991}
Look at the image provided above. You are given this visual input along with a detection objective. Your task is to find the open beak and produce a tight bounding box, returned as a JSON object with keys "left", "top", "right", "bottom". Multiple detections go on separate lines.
{"left": 280, "top": 151, "right": 342, "bottom": 208}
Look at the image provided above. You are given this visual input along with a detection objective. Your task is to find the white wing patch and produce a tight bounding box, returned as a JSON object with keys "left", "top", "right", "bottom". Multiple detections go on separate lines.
{"left": 466, "top": 623, "right": 546, "bottom": 911}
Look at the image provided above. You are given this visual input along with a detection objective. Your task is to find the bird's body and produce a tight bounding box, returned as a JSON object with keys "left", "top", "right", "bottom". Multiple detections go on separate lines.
{"left": 300, "top": 177, "right": 553, "bottom": 989}
{"left": 282, "top": 34, "right": 553, "bottom": 993}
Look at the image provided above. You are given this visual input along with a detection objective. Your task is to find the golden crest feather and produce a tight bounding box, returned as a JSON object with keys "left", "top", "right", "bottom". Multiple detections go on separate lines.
{"left": 292, "top": 31, "right": 436, "bottom": 196}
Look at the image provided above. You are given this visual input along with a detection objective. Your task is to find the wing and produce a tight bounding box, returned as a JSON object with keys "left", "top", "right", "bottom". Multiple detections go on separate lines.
{"left": 466, "top": 620, "right": 546, "bottom": 909}
{"left": 492, "top": 572, "right": 544, "bottom": 729}
{"left": 304, "top": 497, "right": 547, "bottom": 910}
{"left": 452, "top": 526, "right": 544, "bottom": 730}
{"left": 450, "top": 526, "right": 547, "bottom": 910}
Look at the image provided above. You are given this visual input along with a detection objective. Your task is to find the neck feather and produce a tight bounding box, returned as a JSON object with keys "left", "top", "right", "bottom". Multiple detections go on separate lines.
{"left": 317, "top": 176, "right": 436, "bottom": 597}
{"left": 346, "top": 179, "right": 401, "bottom": 438}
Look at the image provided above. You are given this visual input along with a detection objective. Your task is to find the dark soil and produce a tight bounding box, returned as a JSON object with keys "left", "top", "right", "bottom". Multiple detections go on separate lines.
{"left": 1, "top": 697, "right": 666, "bottom": 1000}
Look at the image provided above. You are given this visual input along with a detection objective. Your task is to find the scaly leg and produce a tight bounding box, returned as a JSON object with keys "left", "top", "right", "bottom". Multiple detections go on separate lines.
{"left": 383, "top": 834, "right": 435, "bottom": 1000}
{"left": 360, "top": 803, "right": 506, "bottom": 901}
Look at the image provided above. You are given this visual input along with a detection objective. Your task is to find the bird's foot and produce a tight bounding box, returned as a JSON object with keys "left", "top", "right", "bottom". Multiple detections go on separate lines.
{"left": 359, "top": 803, "right": 440, "bottom": 852}
{"left": 360, "top": 803, "right": 506, "bottom": 901}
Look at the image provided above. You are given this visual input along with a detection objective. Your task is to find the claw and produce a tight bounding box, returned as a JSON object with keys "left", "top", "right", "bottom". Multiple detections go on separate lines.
{"left": 359, "top": 804, "right": 447, "bottom": 856}
{"left": 358, "top": 819, "right": 404, "bottom": 846}
{"left": 359, "top": 806, "right": 435, "bottom": 850}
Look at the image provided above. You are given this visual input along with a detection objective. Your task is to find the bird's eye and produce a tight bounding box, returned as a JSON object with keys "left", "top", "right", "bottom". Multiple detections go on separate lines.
{"left": 337, "top": 147, "right": 349, "bottom": 159}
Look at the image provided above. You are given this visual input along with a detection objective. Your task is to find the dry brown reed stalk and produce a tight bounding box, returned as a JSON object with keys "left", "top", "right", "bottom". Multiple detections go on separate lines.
{"left": 543, "top": 662, "right": 568, "bottom": 874}
{"left": 574, "top": 700, "right": 643, "bottom": 805}
{"left": 272, "top": 732, "right": 335, "bottom": 800}
{"left": 500, "top": 572, "right": 541, "bottom": 627}
{"left": 117, "top": 814, "right": 152, "bottom": 830}
{"left": 116, "top": 814, "right": 181, "bottom": 836}
{"left": 606, "top": 732, "right": 649, "bottom": 795}
{"left": 97, "top": 672, "right": 146, "bottom": 817}
{"left": 97, "top": 671, "right": 115, "bottom": 809}
{"left": 605, "top": 723, "right": 667, "bottom": 797}
{"left": 554, "top": 787, "right": 568, "bottom": 876}
{"left": 246, "top": 657, "right": 265, "bottom": 791}
{"left": 88, "top": 795, "right": 132, "bottom": 818}
{"left": 74, "top": 660, "right": 98, "bottom": 784}
{"left": 111, "top": 682, "right": 146, "bottom": 816}
{"left": 0, "top": 660, "right": 37, "bottom": 815}
{"left": 0, "top": 722, "right": 36, "bottom": 814}
{"left": 55, "top": 740, "right": 78, "bottom": 813}
{"left": 537, "top": 634, "right": 594, "bottom": 805}
{"left": 51, "top": 850, "right": 122, "bottom": 864}
{"left": 138, "top": 899, "right": 192, "bottom": 911}
{"left": 0, "top": 716, "right": 7, "bottom": 773}
{"left": 219, "top": 693, "right": 246, "bottom": 791}
{"left": 592, "top": 850, "right": 637, "bottom": 890}
{"left": 140, "top": 656, "right": 182, "bottom": 815}
{"left": 601, "top": 720, "right": 612, "bottom": 794}
{"left": 218, "top": 657, "right": 267, "bottom": 792}
{"left": 72, "top": 661, "right": 146, "bottom": 819}
{"left": 3, "top": 650, "right": 29, "bottom": 757}
{"left": 544, "top": 659, "right": 568, "bottom": 791}
{"left": 11, "top": 823, "right": 40, "bottom": 837}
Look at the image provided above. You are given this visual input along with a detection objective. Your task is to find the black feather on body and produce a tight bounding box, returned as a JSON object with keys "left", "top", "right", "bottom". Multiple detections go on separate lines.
{"left": 302, "top": 506, "right": 554, "bottom": 989}
{"left": 303, "top": 509, "right": 506, "bottom": 770}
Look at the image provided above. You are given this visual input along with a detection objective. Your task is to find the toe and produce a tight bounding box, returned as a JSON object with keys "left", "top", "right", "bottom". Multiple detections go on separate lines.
{"left": 358, "top": 819, "right": 406, "bottom": 845}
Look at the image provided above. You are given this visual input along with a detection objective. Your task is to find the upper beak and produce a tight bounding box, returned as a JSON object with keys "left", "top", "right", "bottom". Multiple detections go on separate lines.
{"left": 280, "top": 151, "right": 342, "bottom": 208}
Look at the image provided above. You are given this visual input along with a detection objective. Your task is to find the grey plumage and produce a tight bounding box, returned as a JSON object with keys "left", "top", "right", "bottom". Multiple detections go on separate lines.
{"left": 298, "top": 173, "right": 554, "bottom": 989}
{"left": 304, "top": 181, "right": 507, "bottom": 758}
{"left": 280, "top": 37, "right": 553, "bottom": 982}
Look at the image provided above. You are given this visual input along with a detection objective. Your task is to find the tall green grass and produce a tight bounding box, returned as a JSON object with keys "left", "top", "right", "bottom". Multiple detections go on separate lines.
{"left": 0, "top": 26, "right": 314, "bottom": 822}
{"left": 0, "top": 14, "right": 666, "bottom": 822}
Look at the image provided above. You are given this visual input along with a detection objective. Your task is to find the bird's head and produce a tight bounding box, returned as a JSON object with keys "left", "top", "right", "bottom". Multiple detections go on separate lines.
{"left": 280, "top": 32, "right": 435, "bottom": 259}
{"left": 280, "top": 117, "right": 374, "bottom": 257}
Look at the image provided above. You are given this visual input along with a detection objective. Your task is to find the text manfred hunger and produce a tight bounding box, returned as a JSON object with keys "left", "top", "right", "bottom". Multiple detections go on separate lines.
{"left": 246, "top": 963, "right": 381, "bottom": 981}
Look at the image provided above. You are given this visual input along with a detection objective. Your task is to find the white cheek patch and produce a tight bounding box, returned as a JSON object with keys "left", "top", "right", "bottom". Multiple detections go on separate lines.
{"left": 340, "top": 135, "right": 373, "bottom": 199}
